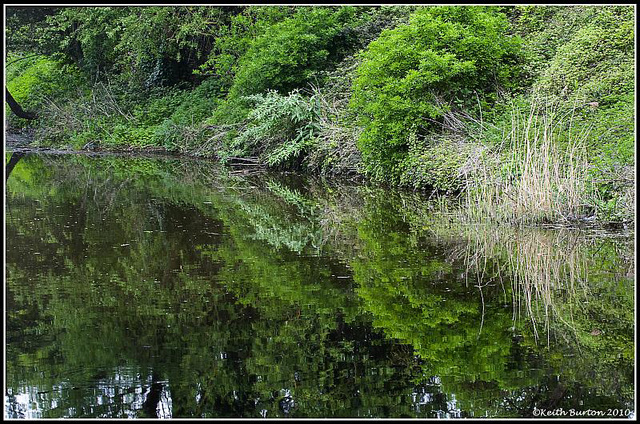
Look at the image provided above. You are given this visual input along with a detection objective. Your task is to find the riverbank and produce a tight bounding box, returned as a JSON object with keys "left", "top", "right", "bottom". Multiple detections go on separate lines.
{"left": 7, "top": 131, "right": 178, "bottom": 158}
{"left": 6, "top": 6, "right": 634, "bottom": 226}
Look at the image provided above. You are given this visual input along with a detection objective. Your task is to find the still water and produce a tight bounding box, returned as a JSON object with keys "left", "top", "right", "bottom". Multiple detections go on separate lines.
{"left": 4, "top": 152, "right": 635, "bottom": 418}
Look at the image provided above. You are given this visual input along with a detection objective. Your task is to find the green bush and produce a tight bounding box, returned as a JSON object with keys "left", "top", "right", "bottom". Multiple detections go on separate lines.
{"left": 351, "top": 6, "right": 523, "bottom": 183}
{"left": 228, "top": 7, "right": 367, "bottom": 99}
{"left": 194, "top": 6, "right": 294, "bottom": 91}
{"left": 223, "top": 90, "right": 320, "bottom": 169}
{"left": 6, "top": 54, "right": 86, "bottom": 127}
{"left": 206, "top": 7, "right": 371, "bottom": 129}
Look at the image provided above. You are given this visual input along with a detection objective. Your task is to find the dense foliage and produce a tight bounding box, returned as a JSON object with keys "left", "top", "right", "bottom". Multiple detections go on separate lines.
{"left": 228, "top": 7, "right": 363, "bottom": 98}
{"left": 351, "top": 6, "right": 522, "bottom": 182}
{"left": 5, "top": 5, "right": 635, "bottom": 224}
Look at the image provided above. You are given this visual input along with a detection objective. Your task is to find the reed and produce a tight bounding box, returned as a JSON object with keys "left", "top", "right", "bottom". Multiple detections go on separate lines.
{"left": 463, "top": 96, "right": 592, "bottom": 225}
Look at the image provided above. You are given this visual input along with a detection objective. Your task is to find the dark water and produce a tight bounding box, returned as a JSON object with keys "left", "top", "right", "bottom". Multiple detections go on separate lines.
{"left": 4, "top": 152, "right": 635, "bottom": 418}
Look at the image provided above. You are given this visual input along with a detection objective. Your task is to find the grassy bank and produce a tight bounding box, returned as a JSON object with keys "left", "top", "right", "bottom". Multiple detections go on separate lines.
{"left": 6, "top": 5, "right": 635, "bottom": 225}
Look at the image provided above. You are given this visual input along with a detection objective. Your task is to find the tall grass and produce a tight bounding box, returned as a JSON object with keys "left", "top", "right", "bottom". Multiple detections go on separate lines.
{"left": 464, "top": 97, "right": 592, "bottom": 225}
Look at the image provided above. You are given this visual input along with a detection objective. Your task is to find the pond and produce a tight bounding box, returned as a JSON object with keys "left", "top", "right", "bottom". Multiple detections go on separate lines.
{"left": 4, "top": 152, "right": 635, "bottom": 418}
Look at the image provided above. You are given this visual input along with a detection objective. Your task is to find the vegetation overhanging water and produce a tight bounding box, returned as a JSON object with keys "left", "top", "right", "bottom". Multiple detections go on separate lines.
{"left": 6, "top": 6, "right": 635, "bottom": 226}
{"left": 4, "top": 4, "right": 636, "bottom": 419}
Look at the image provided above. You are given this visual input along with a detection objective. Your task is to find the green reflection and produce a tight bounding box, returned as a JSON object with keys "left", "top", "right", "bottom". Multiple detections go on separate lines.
{"left": 5, "top": 153, "right": 634, "bottom": 418}
{"left": 347, "top": 193, "right": 634, "bottom": 415}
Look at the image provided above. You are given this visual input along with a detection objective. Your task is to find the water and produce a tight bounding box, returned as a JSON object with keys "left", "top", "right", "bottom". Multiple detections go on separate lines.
{"left": 5, "top": 152, "right": 635, "bottom": 418}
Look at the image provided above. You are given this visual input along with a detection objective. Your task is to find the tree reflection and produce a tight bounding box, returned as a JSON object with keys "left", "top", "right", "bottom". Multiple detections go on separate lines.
{"left": 6, "top": 151, "right": 26, "bottom": 181}
{"left": 5, "top": 154, "right": 634, "bottom": 418}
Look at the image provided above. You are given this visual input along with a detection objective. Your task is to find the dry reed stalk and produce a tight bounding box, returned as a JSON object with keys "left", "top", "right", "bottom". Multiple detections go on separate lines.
{"left": 463, "top": 96, "right": 591, "bottom": 225}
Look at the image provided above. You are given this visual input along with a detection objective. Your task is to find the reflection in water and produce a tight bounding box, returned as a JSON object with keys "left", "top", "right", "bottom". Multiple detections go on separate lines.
{"left": 4, "top": 153, "right": 635, "bottom": 418}
{"left": 5, "top": 151, "right": 26, "bottom": 181}
{"left": 5, "top": 368, "right": 172, "bottom": 419}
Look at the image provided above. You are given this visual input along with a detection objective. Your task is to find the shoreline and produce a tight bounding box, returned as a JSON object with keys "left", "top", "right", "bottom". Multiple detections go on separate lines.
{"left": 6, "top": 132, "right": 633, "bottom": 233}
{"left": 6, "top": 132, "right": 195, "bottom": 160}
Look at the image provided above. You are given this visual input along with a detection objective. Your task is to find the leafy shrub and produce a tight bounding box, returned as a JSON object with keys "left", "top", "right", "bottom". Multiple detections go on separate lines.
{"left": 6, "top": 54, "right": 86, "bottom": 127}
{"left": 228, "top": 7, "right": 368, "bottom": 99}
{"left": 351, "top": 6, "right": 523, "bottom": 182}
{"left": 204, "top": 6, "right": 364, "bottom": 128}
{"left": 194, "top": 6, "right": 294, "bottom": 91}
{"left": 223, "top": 90, "right": 320, "bottom": 169}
